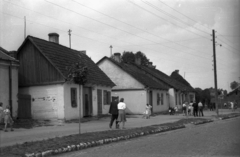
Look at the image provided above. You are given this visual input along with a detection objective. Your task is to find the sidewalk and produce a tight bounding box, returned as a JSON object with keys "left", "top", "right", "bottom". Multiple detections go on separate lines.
{"left": 0, "top": 109, "right": 239, "bottom": 147}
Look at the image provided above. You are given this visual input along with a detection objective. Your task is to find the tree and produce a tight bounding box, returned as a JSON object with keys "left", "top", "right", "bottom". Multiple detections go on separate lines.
{"left": 230, "top": 81, "right": 239, "bottom": 90}
{"left": 121, "top": 51, "right": 151, "bottom": 66}
{"left": 122, "top": 51, "right": 135, "bottom": 64}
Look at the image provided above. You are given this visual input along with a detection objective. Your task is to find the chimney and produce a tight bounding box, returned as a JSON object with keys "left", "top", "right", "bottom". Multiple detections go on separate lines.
{"left": 135, "top": 57, "right": 141, "bottom": 65}
{"left": 113, "top": 53, "right": 121, "bottom": 63}
{"left": 48, "top": 33, "right": 59, "bottom": 44}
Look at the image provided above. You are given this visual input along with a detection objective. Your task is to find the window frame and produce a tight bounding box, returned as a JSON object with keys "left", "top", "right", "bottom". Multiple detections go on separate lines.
{"left": 70, "top": 88, "right": 77, "bottom": 108}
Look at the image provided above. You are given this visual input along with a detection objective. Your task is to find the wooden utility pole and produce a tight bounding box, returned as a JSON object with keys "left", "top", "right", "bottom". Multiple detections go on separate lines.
{"left": 212, "top": 29, "right": 219, "bottom": 117}
{"left": 68, "top": 29, "right": 72, "bottom": 48}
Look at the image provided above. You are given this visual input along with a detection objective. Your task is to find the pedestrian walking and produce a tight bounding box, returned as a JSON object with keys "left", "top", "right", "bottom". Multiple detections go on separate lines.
{"left": 0, "top": 102, "right": 4, "bottom": 124}
{"left": 193, "top": 101, "right": 198, "bottom": 117}
{"left": 117, "top": 98, "right": 127, "bottom": 129}
{"left": 3, "top": 105, "right": 14, "bottom": 132}
{"left": 109, "top": 98, "right": 119, "bottom": 129}
{"left": 198, "top": 101, "right": 204, "bottom": 117}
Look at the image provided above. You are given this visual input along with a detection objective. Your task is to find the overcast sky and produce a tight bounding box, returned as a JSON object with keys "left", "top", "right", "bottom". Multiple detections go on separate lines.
{"left": 1, "top": 0, "right": 240, "bottom": 92}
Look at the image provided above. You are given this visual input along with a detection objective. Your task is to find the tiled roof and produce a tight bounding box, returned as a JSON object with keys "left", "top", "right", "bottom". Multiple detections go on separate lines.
{"left": 0, "top": 47, "right": 17, "bottom": 61}
{"left": 170, "top": 70, "right": 195, "bottom": 92}
{"left": 23, "top": 36, "right": 115, "bottom": 87}
{"left": 98, "top": 57, "right": 169, "bottom": 90}
{"left": 137, "top": 66, "right": 194, "bottom": 92}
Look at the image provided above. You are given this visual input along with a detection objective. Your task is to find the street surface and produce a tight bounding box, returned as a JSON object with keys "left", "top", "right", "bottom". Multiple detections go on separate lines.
{"left": 57, "top": 117, "right": 240, "bottom": 157}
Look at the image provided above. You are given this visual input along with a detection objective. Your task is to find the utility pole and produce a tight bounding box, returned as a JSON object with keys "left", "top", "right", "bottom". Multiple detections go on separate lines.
{"left": 24, "top": 16, "right": 26, "bottom": 39}
{"left": 212, "top": 29, "right": 219, "bottom": 117}
{"left": 68, "top": 29, "right": 72, "bottom": 48}
{"left": 110, "top": 45, "right": 113, "bottom": 57}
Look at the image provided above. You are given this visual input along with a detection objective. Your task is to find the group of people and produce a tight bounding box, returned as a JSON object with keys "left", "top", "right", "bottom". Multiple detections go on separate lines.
{"left": 0, "top": 102, "right": 14, "bottom": 132}
{"left": 108, "top": 98, "right": 127, "bottom": 129}
{"left": 182, "top": 101, "right": 204, "bottom": 117}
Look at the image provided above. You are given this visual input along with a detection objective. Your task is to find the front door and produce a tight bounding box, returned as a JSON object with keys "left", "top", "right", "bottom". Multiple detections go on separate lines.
{"left": 97, "top": 89, "right": 102, "bottom": 116}
{"left": 83, "top": 87, "right": 92, "bottom": 117}
{"left": 149, "top": 91, "right": 153, "bottom": 114}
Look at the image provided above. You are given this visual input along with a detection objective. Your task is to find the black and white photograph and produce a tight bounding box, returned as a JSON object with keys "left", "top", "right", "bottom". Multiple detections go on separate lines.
{"left": 0, "top": 0, "right": 240, "bottom": 156}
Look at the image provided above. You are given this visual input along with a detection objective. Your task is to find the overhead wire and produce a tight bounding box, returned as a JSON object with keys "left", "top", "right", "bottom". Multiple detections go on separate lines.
{"left": 1, "top": 1, "right": 232, "bottom": 69}
{"left": 143, "top": 1, "right": 210, "bottom": 36}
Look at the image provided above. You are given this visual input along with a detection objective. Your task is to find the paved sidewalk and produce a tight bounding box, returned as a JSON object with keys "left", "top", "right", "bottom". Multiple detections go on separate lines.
{"left": 0, "top": 109, "right": 239, "bottom": 147}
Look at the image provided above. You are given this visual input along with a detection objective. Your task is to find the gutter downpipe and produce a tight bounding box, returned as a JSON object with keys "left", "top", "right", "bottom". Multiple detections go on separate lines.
{"left": 9, "top": 60, "right": 13, "bottom": 117}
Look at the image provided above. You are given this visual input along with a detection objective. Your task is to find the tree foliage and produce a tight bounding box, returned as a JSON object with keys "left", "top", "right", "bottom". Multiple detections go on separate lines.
{"left": 121, "top": 51, "right": 150, "bottom": 66}
{"left": 230, "top": 81, "right": 239, "bottom": 90}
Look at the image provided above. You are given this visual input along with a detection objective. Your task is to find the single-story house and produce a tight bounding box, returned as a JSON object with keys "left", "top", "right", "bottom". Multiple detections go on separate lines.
{"left": 97, "top": 53, "right": 170, "bottom": 114}
{"left": 17, "top": 33, "right": 115, "bottom": 120}
{"left": 0, "top": 47, "right": 19, "bottom": 118}
{"left": 135, "top": 63, "right": 195, "bottom": 109}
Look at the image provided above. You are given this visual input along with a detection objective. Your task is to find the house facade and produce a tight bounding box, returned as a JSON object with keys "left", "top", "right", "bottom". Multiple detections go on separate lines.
{"left": 0, "top": 47, "right": 19, "bottom": 118}
{"left": 97, "top": 54, "right": 170, "bottom": 114}
{"left": 17, "top": 33, "right": 115, "bottom": 120}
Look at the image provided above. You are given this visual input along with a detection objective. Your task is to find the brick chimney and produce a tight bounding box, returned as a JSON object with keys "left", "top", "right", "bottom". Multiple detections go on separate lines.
{"left": 135, "top": 57, "right": 141, "bottom": 65}
{"left": 48, "top": 33, "right": 59, "bottom": 44}
{"left": 113, "top": 53, "right": 121, "bottom": 63}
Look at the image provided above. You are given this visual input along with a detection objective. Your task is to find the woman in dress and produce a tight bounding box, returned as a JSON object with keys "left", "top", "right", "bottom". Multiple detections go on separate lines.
{"left": 117, "top": 98, "right": 126, "bottom": 129}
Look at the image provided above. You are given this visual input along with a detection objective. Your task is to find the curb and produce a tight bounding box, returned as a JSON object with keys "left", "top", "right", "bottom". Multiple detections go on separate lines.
{"left": 24, "top": 125, "right": 185, "bottom": 157}
{"left": 218, "top": 114, "right": 240, "bottom": 120}
{"left": 191, "top": 119, "right": 213, "bottom": 125}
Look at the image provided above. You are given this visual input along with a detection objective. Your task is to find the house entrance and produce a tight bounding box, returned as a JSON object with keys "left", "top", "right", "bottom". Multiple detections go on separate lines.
{"left": 83, "top": 87, "right": 92, "bottom": 117}
{"left": 149, "top": 91, "right": 153, "bottom": 114}
{"left": 18, "top": 94, "right": 32, "bottom": 119}
{"left": 97, "top": 89, "right": 102, "bottom": 116}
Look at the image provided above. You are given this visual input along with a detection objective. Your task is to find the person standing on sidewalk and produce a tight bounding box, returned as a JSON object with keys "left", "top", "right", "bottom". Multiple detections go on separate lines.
{"left": 182, "top": 102, "right": 187, "bottom": 116}
{"left": 198, "top": 101, "right": 204, "bottom": 117}
{"left": 193, "top": 101, "right": 198, "bottom": 117}
{"left": 117, "top": 98, "right": 127, "bottom": 129}
{"left": 109, "top": 98, "right": 119, "bottom": 129}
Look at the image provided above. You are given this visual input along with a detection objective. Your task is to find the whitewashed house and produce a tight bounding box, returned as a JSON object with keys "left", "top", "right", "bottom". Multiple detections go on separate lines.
{"left": 17, "top": 33, "right": 115, "bottom": 120}
{"left": 97, "top": 53, "right": 170, "bottom": 114}
{"left": 0, "top": 47, "right": 19, "bottom": 118}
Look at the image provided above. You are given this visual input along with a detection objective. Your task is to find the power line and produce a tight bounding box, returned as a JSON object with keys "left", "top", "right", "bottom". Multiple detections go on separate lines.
{"left": 143, "top": 1, "right": 210, "bottom": 36}
{"left": 157, "top": 0, "right": 211, "bottom": 32}
{"left": 1, "top": 12, "right": 213, "bottom": 68}
{"left": 70, "top": 0, "right": 214, "bottom": 61}
{"left": 128, "top": 0, "right": 210, "bottom": 40}
{"left": 44, "top": 0, "right": 219, "bottom": 62}
{"left": 2, "top": 3, "right": 231, "bottom": 68}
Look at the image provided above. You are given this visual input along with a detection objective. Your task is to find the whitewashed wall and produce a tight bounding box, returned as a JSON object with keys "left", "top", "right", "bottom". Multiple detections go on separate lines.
{"left": 98, "top": 59, "right": 143, "bottom": 89}
{"left": 63, "top": 83, "right": 81, "bottom": 120}
{"left": 0, "top": 62, "right": 18, "bottom": 118}
{"left": 19, "top": 84, "right": 64, "bottom": 120}
{"left": 112, "top": 90, "right": 147, "bottom": 114}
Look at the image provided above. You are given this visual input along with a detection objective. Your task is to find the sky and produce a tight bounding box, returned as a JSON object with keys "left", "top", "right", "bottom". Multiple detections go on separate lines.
{"left": 1, "top": 0, "right": 240, "bottom": 92}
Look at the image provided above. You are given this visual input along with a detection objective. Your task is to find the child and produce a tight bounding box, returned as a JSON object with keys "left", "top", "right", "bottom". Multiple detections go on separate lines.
{"left": 3, "top": 105, "right": 14, "bottom": 132}
{"left": 143, "top": 104, "right": 152, "bottom": 119}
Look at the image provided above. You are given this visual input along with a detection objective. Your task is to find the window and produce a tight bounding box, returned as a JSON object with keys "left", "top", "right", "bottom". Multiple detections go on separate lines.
{"left": 104, "top": 90, "right": 111, "bottom": 105}
{"left": 157, "top": 93, "right": 160, "bottom": 105}
{"left": 161, "top": 93, "right": 164, "bottom": 105}
{"left": 71, "top": 88, "right": 77, "bottom": 108}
